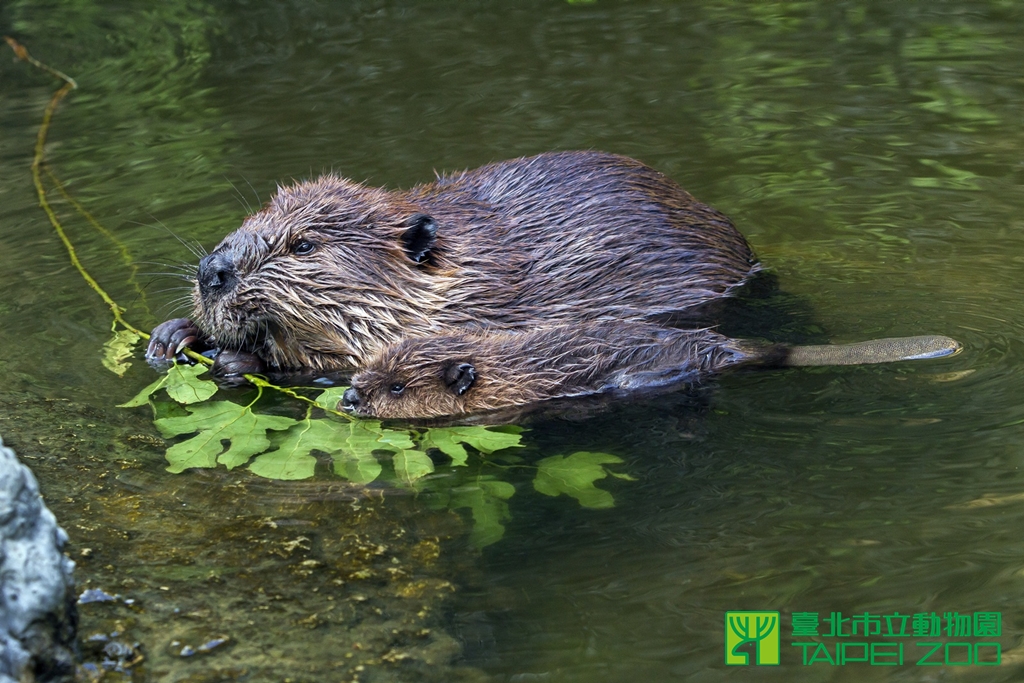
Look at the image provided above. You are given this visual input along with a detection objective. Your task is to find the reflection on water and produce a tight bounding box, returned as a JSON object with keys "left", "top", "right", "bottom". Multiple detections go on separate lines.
{"left": 1, "top": 0, "right": 1024, "bottom": 680}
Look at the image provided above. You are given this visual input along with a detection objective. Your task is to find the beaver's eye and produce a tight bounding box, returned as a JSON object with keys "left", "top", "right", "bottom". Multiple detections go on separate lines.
{"left": 292, "top": 240, "right": 316, "bottom": 255}
{"left": 389, "top": 383, "right": 406, "bottom": 397}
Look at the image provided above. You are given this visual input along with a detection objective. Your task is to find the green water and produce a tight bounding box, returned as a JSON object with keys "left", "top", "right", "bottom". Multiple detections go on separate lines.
{"left": 2, "top": 1, "right": 1024, "bottom": 680}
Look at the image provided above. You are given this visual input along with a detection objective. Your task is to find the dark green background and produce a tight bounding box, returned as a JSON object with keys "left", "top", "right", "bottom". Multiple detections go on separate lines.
{"left": 1, "top": 1, "right": 1023, "bottom": 680}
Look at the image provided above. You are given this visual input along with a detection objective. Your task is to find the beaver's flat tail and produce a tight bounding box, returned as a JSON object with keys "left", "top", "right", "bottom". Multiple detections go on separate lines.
{"left": 783, "top": 335, "right": 962, "bottom": 367}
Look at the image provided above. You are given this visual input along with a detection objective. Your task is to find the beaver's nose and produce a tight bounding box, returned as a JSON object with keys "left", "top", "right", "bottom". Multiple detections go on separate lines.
{"left": 197, "top": 252, "right": 237, "bottom": 295}
{"left": 341, "top": 387, "right": 361, "bottom": 412}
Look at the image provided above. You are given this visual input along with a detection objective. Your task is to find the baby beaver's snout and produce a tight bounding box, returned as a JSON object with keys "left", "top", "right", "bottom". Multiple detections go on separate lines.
{"left": 340, "top": 387, "right": 362, "bottom": 413}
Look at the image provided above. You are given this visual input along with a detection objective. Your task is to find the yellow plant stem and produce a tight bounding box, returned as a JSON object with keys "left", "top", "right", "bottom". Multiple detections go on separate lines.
{"left": 248, "top": 376, "right": 353, "bottom": 419}
{"left": 30, "top": 81, "right": 147, "bottom": 338}
{"left": 43, "top": 166, "right": 150, "bottom": 314}
{"left": 3, "top": 37, "right": 77, "bottom": 87}
{"left": 7, "top": 37, "right": 357, "bottom": 419}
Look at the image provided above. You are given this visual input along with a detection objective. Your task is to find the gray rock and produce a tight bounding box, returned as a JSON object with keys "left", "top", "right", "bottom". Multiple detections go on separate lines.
{"left": 0, "top": 436, "right": 77, "bottom": 683}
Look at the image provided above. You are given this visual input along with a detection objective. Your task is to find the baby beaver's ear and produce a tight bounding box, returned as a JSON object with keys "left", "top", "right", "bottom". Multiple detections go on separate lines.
{"left": 443, "top": 362, "right": 476, "bottom": 396}
{"left": 400, "top": 213, "right": 438, "bottom": 264}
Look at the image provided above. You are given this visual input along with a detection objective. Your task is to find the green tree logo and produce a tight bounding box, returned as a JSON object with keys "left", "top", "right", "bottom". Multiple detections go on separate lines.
{"left": 725, "top": 612, "right": 781, "bottom": 665}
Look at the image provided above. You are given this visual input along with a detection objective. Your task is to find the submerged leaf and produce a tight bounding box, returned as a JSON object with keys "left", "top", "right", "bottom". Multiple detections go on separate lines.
{"left": 102, "top": 328, "right": 141, "bottom": 377}
{"left": 244, "top": 417, "right": 415, "bottom": 484}
{"left": 248, "top": 421, "right": 321, "bottom": 480}
{"left": 375, "top": 426, "right": 417, "bottom": 451}
{"left": 155, "top": 401, "right": 296, "bottom": 473}
{"left": 119, "top": 374, "right": 168, "bottom": 408}
{"left": 533, "top": 451, "right": 624, "bottom": 509}
{"left": 419, "top": 430, "right": 469, "bottom": 465}
{"left": 423, "top": 426, "right": 524, "bottom": 458}
{"left": 393, "top": 449, "right": 434, "bottom": 484}
{"left": 448, "top": 478, "right": 516, "bottom": 548}
{"left": 333, "top": 448, "right": 383, "bottom": 484}
{"left": 339, "top": 419, "right": 414, "bottom": 455}
{"left": 164, "top": 363, "right": 218, "bottom": 404}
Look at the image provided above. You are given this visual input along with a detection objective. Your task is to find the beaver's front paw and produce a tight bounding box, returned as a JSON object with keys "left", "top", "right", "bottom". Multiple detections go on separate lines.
{"left": 210, "top": 349, "right": 266, "bottom": 388}
{"left": 146, "top": 318, "right": 204, "bottom": 367}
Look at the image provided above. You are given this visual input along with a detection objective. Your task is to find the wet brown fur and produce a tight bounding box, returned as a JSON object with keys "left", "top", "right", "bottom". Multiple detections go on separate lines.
{"left": 346, "top": 325, "right": 962, "bottom": 419}
{"left": 346, "top": 322, "right": 762, "bottom": 419}
{"left": 189, "top": 152, "right": 759, "bottom": 371}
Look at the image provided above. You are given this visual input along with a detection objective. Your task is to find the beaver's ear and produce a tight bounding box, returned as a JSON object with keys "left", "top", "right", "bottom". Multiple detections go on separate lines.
{"left": 400, "top": 214, "right": 437, "bottom": 264}
{"left": 443, "top": 362, "right": 476, "bottom": 396}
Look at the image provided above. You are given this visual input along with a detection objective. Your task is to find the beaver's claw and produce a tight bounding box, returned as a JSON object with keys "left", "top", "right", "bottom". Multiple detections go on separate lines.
{"left": 146, "top": 318, "right": 204, "bottom": 367}
{"left": 210, "top": 349, "right": 266, "bottom": 388}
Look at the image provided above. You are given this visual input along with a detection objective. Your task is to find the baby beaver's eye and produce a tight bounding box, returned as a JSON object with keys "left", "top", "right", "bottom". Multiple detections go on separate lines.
{"left": 292, "top": 240, "right": 316, "bottom": 256}
{"left": 389, "top": 383, "right": 406, "bottom": 397}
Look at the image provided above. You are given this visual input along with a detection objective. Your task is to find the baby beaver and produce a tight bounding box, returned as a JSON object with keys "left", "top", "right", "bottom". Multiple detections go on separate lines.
{"left": 341, "top": 323, "right": 961, "bottom": 419}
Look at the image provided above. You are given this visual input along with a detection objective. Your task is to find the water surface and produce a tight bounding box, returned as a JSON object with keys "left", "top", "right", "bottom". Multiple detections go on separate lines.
{"left": 1, "top": 1, "right": 1023, "bottom": 681}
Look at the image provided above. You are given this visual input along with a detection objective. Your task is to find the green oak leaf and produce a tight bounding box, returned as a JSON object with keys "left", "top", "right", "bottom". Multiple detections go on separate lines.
{"left": 164, "top": 363, "right": 218, "bottom": 404}
{"left": 151, "top": 397, "right": 189, "bottom": 421}
{"left": 248, "top": 442, "right": 316, "bottom": 479}
{"left": 328, "top": 418, "right": 410, "bottom": 484}
{"left": 119, "top": 363, "right": 217, "bottom": 408}
{"left": 393, "top": 449, "right": 434, "bottom": 484}
{"left": 340, "top": 418, "right": 415, "bottom": 453}
{"left": 154, "top": 401, "right": 296, "bottom": 473}
{"left": 376, "top": 426, "right": 417, "bottom": 451}
{"left": 333, "top": 448, "right": 383, "bottom": 484}
{"left": 244, "top": 417, "right": 414, "bottom": 484}
{"left": 102, "top": 328, "right": 141, "bottom": 377}
{"left": 248, "top": 418, "right": 339, "bottom": 480}
{"left": 313, "top": 386, "right": 349, "bottom": 412}
{"left": 533, "top": 451, "right": 625, "bottom": 509}
{"left": 248, "top": 417, "right": 409, "bottom": 483}
{"left": 448, "top": 478, "right": 516, "bottom": 548}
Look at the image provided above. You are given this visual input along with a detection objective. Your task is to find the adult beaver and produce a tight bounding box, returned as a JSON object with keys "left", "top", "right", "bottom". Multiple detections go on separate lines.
{"left": 146, "top": 151, "right": 759, "bottom": 374}
{"left": 340, "top": 323, "right": 961, "bottom": 419}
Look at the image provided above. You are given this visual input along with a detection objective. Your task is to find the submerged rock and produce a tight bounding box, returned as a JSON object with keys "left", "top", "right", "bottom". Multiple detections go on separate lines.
{"left": 0, "top": 436, "right": 77, "bottom": 683}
